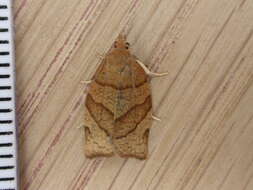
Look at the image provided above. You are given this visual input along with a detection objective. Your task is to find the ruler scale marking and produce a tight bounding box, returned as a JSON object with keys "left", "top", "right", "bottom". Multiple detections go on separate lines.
{"left": 0, "top": 1, "right": 18, "bottom": 190}
{"left": 0, "top": 64, "right": 10, "bottom": 67}
{"left": 0, "top": 132, "right": 13, "bottom": 136}
{"left": 0, "top": 29, "right": 8, "bottom": 32}
{"left": 0, "top": 155, "right": 13, "bottom": 158}
{"left": 0, "top": 87, "right": 11, "bottom": 90}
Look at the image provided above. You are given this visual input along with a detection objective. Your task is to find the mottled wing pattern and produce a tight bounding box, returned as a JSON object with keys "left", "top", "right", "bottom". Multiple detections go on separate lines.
{"left": 84, "top": 59, "right": 115, "bottom": 158}
{"left": 112, "top": 56, "right": 152, "bottom": 159}
{"left": 84, "top": 51, "right": 152, "bottom": 159}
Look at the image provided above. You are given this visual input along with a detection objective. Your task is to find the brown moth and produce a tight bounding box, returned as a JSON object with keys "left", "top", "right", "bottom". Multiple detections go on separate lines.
{"left": 83, "top": 34, "right": 167, "bottom": 159}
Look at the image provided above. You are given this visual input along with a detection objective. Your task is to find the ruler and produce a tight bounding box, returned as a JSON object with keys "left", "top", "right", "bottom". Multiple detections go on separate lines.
{"left": 0, "top": 0, "right": 18, "bottom": 190}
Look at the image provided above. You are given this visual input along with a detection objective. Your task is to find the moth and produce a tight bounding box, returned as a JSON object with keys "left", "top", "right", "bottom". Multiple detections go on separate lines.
{"left": 83, "top": 34, "right": 167, "bottom": 159}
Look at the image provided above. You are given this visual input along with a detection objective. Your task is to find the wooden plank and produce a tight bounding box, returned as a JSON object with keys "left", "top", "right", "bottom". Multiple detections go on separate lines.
{"left": 14, "top": 0, "right": 253, "bottom": 189}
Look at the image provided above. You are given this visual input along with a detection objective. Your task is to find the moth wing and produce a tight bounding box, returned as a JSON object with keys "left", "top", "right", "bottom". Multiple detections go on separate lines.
{"left": 113, "top": 58, "right": 152, "bottom": 159}
{"left": 84, "top": 59, "right": 115, "bottom": 158}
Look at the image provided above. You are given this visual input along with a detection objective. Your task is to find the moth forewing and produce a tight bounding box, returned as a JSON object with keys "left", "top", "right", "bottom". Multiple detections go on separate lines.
{"left": 84, "top": 35, "right": 155, "bottom": 159}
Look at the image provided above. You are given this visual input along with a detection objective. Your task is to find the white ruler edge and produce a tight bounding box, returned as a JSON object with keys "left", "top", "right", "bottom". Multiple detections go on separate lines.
{"left": 0, "top": 0, "right": 19, "bottom": 190}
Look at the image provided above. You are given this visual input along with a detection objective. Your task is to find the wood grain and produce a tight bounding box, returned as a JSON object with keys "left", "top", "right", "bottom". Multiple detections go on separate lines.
{"left": 14, "top": 0, "right": 253, "bottom": 189}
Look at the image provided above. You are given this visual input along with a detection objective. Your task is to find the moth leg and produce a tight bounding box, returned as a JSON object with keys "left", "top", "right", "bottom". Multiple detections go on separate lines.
{"left": 77, "top": 124, "right": 85, "bottom": 129}
{"left": 152, "top": 114, "right": 161, "bottom": 122}
{"left": 80, "top": 80, "right": 92, "bottom": 84}
{"left": 95, "top": 52, "right": 105, "bottom": 60}
{"left": 136, "top": 60, "right": 168, "bottom": 77}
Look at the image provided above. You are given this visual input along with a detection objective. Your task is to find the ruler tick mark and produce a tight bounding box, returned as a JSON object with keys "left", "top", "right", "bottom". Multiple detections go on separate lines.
{"left": 0, "top": 86, "right": 11, "bottom": 90}
{"left": 0, "top": 177, "right": 14, "bottom": 181}
{"left": 0, "top": 154, "right": 13, "bottom": 158}
{"left": 0, "top": 40, "right": 9, "bottom": 44}
{"left": 0, "top": 5, "right": 8, "bottom": 9}
{"left": 0, "top": 120, "right": 12, "bottom": 124}
{"left": 0, "top": 75, "right": 10, "bottom": 78}
{"left": 0, "top": 17, "right": 8, "bottom": 21}
{"left": 0, "top": 165, "right": 14, "bottom": 170}
{"left": 0, "top": 143, "right": 13, "bottom": 147}
{"left": 0, "top": 109, "right": 12, "bottom": 113}
{"left": 0, "top": 52, "right": 9, "bottom": 56}
{"left": 0, "top": 131, "right": 13, "bottom": 135}
{"left": 0, "top": 97, "right": 11, "bottom": 101}
{"left": 0, "top": 63, "right": 10, "bottom": 67}
{"left": 0, "top": 28, "right": 8, "bottom": 32}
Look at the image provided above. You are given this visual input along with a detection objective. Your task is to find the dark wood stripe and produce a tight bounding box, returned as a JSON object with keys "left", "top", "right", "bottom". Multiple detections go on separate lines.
{"left": 107, "top": 159, "right": 128, "bottom": 189}
{"left": 239, "top": 0, "right": 248, "bottom": 8}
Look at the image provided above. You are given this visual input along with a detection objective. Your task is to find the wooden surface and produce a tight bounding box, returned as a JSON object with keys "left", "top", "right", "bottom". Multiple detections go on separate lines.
{"left": 14, "top": 0, "right": 253, "bottom": 189}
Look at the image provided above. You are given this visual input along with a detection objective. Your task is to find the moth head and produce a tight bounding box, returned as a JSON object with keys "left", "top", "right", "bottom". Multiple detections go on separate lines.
{"left": 114, "top": 34, "right": 130, "bottom": 50}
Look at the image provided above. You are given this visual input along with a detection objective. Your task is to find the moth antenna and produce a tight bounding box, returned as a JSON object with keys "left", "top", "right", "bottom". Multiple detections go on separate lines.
{"left": 136, "top": 60, "right": 169, "bottom": 78}
{"left": 95, "top": 52, "right": 104, "bottom": 60}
